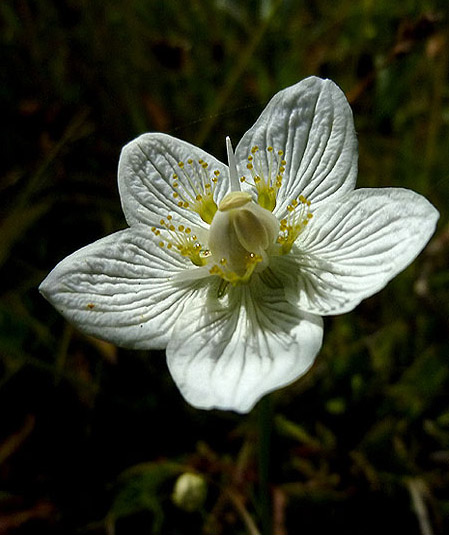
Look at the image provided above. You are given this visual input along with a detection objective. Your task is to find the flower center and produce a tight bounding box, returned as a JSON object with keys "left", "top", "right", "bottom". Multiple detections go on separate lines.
{"left": 207, "top": 191, "right": 279, "bottom": 284}
{"left": 160, "top": 141, "right": 313, "bottom": 287}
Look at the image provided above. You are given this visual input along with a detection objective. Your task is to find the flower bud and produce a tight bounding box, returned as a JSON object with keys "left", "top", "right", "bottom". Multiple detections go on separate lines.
{"left": 172, "top": 472, "right": 207, "bottom": 512}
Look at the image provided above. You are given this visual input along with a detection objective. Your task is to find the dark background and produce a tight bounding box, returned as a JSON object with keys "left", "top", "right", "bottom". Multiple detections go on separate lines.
{"left": 1, "top": 1, "right": 448, "bottom": 534}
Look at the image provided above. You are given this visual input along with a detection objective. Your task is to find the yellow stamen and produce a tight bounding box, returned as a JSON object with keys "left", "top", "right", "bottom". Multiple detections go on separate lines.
{"left": 209, "top": 252, "right": 263, "bottom": 286}
{"left": 152, "top": 217, "right": 209, "bottom": 266}
{"left": 244, "top": 146, "right": 286, "bottom": 212}
{"left": 277, "top": 195, "right": 313, "bottom": 254}
{"left": 170, "top": 157, "right": 219, "bottom": 224}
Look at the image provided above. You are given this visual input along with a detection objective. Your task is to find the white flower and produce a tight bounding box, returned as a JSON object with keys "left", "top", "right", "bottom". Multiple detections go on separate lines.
{"left": 39, "top": 77, "right": 439, "bottom": 413}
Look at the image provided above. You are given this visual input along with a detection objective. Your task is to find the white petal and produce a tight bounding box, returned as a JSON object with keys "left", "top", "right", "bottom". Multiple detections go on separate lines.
{"left": 166, "top": 279, "right": 323, "bottom": 413}
{"left": 235, "top": 77, "right": 358, "bottom": 215}
{"left": 277, "top": 188, "right": 439, "bottom": 315}
{"left": 39, "top": 226, "right": 207, "bottom": 349}
{"left": 118, "top": 133, "right": 229, "bottom": 227}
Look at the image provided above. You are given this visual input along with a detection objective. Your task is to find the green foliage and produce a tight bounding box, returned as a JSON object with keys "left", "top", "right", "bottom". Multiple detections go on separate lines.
{"left": 1, "top": 0, "right": 448, "bottom": 534}
{"left": 108, "top": 462, "right": 185, "bottom": 533}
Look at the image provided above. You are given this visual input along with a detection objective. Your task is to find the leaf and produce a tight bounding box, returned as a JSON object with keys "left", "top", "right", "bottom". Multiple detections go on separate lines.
{"left": 108, "top": 462, "right": 185, "bottom": 534}
{"left": 275, "top": 415, "right": 321, "bottom": 450}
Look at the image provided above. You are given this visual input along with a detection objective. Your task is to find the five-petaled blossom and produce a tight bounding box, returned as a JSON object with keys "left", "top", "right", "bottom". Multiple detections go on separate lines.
{"left": 40, "top": 77, "right": 439, "bottom": 413}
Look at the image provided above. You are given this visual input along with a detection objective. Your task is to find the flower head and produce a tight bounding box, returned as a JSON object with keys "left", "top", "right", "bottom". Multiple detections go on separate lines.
{"left": 40, "top": 77, "right": 439, "bottom": 413}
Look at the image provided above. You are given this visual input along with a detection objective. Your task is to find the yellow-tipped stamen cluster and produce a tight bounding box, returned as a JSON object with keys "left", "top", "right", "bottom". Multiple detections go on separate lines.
{"left": 240, "top": 146, "right": 286, "bottom": 212}
{"left": 172, "top": 159, "right": 219, "bottom": 224}
{"left": 209, "top": 253, "right": 263, "bottom": 285}
{"left": 152, "top": 215, "right": 209, "bottom": 266}
{"left": 152, "top": 144, "right": 314, "bottom": 289}
{"left": 277, "top": 195, "right": 313, "bottom": 254}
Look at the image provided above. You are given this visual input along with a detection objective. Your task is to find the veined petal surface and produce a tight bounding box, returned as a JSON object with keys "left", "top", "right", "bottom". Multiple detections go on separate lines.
{"left": 39, "top": 226, "right": 207, "bottom": 349}
{"left": 119, "top": 133, "right": 230, "bottom": 228}
{"left": 167, "top": 279, "right": 323, "bottom": 413}
{"left": 277, "top": 188, "right": 439, "bottom": 315}
{"left": 235, "top": 77, "right": 358, "bottom": 216}
{"left": 39, "top": 75, "right": 440, "bottom": 414}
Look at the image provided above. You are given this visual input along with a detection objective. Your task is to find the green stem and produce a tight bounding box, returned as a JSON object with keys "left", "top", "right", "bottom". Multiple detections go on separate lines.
{"left": 227, "top": 489, "right": 262, "bottom": 535}
{"left": 258, "top": 395, "right": 273, "bottom": 535}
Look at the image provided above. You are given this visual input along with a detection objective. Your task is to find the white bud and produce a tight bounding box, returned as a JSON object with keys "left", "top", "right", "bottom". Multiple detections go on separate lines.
{"left": 172, "top": 473, "right": 207, "bottom": 512}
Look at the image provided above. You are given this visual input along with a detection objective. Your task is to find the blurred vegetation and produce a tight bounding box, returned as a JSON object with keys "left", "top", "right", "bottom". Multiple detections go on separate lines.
{"left": 1, "top": 0, "right": 449, "bottom": 534}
